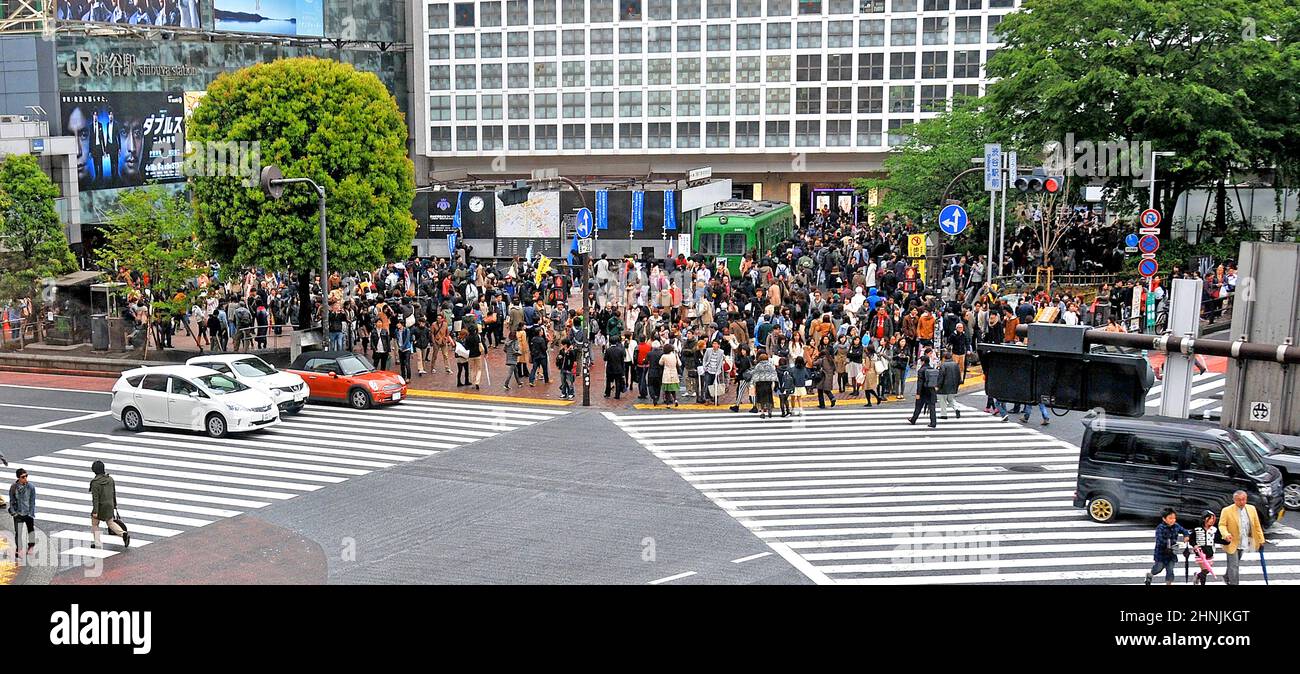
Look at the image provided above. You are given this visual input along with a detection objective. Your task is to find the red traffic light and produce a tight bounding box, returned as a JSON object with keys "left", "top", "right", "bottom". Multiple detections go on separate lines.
{"left": 1043, "top": 176, "right": 1062, "bottom": 193}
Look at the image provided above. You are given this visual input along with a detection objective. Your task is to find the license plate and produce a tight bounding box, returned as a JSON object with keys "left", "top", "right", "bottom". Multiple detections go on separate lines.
{"left": 391, "top": 392, "right": 401, "bottom": 401}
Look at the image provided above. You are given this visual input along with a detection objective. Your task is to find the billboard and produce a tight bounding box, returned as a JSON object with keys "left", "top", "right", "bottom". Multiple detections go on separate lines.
{"left": 61, "top": 92, "right": 186, "bottom": 192}
{"left": 214, "top": 0, "right": 323, "bottom": 37}
{"left": 496, "top": 191, "right": 560, "bottom": 239}
{"left": 57, "top": 0, "right": 200, "bottom": 27}
{"left": 426, "top": 191, "right": 496, "bottom": 239}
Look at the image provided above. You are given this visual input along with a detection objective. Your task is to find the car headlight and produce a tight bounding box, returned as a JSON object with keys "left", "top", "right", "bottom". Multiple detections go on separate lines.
{"left": 369, "top": 381, "right": 380, "bottom": 391}
{"left": 226, "top": 403, "right": 248, "bottom": 412}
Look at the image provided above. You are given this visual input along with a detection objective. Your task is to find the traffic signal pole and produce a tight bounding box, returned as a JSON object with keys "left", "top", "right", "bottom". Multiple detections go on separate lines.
{"left": 998, "top": 155, "right": 1008, "bottom": 279}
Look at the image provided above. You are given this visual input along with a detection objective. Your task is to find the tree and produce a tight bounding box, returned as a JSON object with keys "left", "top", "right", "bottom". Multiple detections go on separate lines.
{"left": 0, "top": 154, "right": 77, "bottom": 302}
{"left": 188, "top": 57, "right": 416, "bottom": 276}
{"left": 95, "top": 186, "right": 206, "bottom": 356}
{"left": 985, "top": 0, "right": 1300, "bottom": 237}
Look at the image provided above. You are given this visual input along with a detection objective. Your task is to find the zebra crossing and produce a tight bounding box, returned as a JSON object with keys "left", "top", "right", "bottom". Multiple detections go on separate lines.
{"left": 1146, "top": 371, "right": 1225, "bottom": 419}
{"left": 607, "top": 404, "right": 1300, "bottom": 585}
{"left": 3, "top": 398, "right": 567, "bottom": 562}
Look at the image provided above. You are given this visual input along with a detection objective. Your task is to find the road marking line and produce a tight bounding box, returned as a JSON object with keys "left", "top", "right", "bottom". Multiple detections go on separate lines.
{"left": 647, "top": 571, "right": 697, "bottom": 585}
{"left": 0, "top": 384, "right": 112, "bottom": 395}
{"left": 405, "top": 388, "right": 573, "bottom": 407}
{"left": 731, "top": 552, "right": 773, "bottom": 564}
{"left": 0, "top": 402, "right": 105, "bottom": 413}
{"left": 26, "top": 411, "right": 114, "bottom": 430}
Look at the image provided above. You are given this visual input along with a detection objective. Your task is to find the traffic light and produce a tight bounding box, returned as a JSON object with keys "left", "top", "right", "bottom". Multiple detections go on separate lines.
{"left": 1014, "top": 168, "right": 1065, "bottom": 194}
{"left": 497, "top": 179, "right": 531, "bottom": 206}
{"left": 1043, "top": 174, "right": 1064, "bottom": 194}
{"left": 1013, "top": 174, "right": 1043, "bottom": 192}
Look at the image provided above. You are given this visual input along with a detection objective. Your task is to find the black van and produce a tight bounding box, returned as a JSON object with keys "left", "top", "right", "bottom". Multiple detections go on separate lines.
{"left": 1073, "top": 414, "right": 1285, "bottom": 527}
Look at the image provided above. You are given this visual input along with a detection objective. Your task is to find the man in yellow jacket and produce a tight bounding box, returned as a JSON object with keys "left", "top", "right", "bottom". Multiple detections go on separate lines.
{"left": 1219, "top": 490, "right": 1267, "bottom": 585}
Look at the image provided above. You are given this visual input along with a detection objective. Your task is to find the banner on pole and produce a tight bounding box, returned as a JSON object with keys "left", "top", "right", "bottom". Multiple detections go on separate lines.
{"left": 596, "top": 190, "right": 609, "bottom": 230}
{"left": 631, "top": 190, "right": 645, "bottom": 232}
{"left": 664, "top": 190, "right": 677, "bottom": 231}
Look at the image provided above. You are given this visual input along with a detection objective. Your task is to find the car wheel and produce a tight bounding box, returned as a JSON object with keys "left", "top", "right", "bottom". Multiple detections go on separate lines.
{"left": 122, "top": 407, "right": 143, "bottom": 432}
{"left": 349, "top": 388, "right": 372, "bottom": 410}
{"left": 1087, "top": 495, "right": 1118, "bottom": 523}
{"left": 1283, "top": 480, "right": 1300, "bottom": 512}
{"left": 205, "top": 413, "right": 228, "bottom": 438}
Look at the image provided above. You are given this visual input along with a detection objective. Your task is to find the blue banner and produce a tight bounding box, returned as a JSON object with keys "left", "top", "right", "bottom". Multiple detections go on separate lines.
{"left": 595, "top": 190, "right": 609, "bottom": 230}
{"left": 631, "top": 190, "right": 645, "bottom": 232}
{"left": 664, "top": 190, "right": 677, "bottom": 231}
{"left": 451, "top": 190, "right": 463, "bottom": 230}
{"left": 447, "top": 232, "right": 457, "bottom": 256}
{"left": 566, "top": 225, "right": 580, "bottom": 266}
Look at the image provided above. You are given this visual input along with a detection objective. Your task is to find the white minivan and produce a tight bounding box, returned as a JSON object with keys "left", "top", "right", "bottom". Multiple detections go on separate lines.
{"left": 186, "top": 354, "right": 310, "bottom": 414}
{"left": 110, "top": 365, "right": 281, "bottom": 438}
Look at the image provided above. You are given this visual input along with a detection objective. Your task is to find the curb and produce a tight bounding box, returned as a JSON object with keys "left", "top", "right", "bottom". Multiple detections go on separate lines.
{"left": 405, "top": 388, "right": 574, "bottom": 407}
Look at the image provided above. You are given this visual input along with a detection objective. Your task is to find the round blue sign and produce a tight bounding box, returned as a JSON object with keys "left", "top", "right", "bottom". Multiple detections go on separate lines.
{"left": 1138, "top": 258, "right": 1159, "bottom": 277}
{"left": 576, "top": 208, "right": 594, "bottom": 238}
{"left": 1125, "top": 233, "right": 1139, "bottom": 248}
{"left": 1138, "top": 234, "right": 1160, "bottom": 254}
{"left": 938, "top": 204, "right": 969, "bottom": 236}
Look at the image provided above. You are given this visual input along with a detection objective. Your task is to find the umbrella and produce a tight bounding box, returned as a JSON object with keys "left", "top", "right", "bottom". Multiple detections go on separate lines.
{"left": 1259, "top": 545, "right": 1269, "bottom": 585}
{"left": 1193, "top": 546, "right": 1216, "bottom": 582}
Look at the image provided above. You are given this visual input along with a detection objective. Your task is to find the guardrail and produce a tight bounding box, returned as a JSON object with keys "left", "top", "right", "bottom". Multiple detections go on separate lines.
{"left": 0, "top": 317, "right": 39, "bottom": 350}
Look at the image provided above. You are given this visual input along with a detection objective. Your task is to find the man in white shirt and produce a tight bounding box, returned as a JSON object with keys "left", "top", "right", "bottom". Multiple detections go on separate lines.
{"left": 1219, "top": 490, "right": 1267, "bottom": 585}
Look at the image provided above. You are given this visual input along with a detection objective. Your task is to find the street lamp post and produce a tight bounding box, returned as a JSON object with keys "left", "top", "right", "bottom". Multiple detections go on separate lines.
{"left": 1148, "top": 150, "right": 1177, "bottom": 212}
{"left": 260, "top": 165, "right": 327, "bottom": 331}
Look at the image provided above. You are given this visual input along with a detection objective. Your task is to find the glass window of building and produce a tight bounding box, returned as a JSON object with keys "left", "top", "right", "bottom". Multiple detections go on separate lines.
{"left": 765, "top": 120, "right": 790, "bottom": 147}
{"left": 736, "top": 88, "right": 760, "bottom": 114}
{"left": 856, "top": 118, "right": 882, "bottom": 145}
{"left": 766, "top": 54, "right": 790, "bottom": 81}
{"left": 591, "top": 124, "right": 614, "bottom": 148}
{"left": 456, "top": 95, "right": 477, "bottom": 120}
{"left": 591, "top": 28, "right": 614, "bottom": 53}
{"left": 677, "top": 25, "right": 701, "bottom": 51}
{"left": 676, "top": 89, "right": 700, "bottom": 115}
{"left": 647, "top": 0, "right": 671, "bottom": 19}
{"left": 535, "top": 124, "right": 558, "bottom": 149}
{"left": 508, "top": 63, "right": 530, "bottom": 88}
{"left": 736, "top": 23, "right": 761, "bottom": 50}
{"left": 767, "top": 0, "right": 790, "bottom": 16}
{"left": 892, "top": 0, "right": 914, "bottom": 9}
{"left": 989, "top": 0, "right": 1012, "bottom": 6}
{"left": 766, "top": 22, "right": 790, "bottom": 49}
{"left": 797, "top": 0, "right": 821, "bottom": 14}
{"left": 887, "top": 118, "right": 911, "bottom": 145}
{"left": 482, "top": 33, "right": 502, "bottom": 58}
{"left": 429, "top": 126, "right": 452, "bottom": 151}
{"left": 708, "top": 0, "right": 731, "bottom": 18}
{"left": 564, "top": 0, "right": 585, "bottom": 22}
{"left": 429, "top": 35, "right": 449, "bottom": 60}
{"left": 677, "top": 0, "right": 700, "bottom": 19}
{"left": 920, "top": 84, "right": 947, "bottom": 111}
{"left": 508, "top": 31, "right": 529, "bottom": 57}
{"left": 953, "top": 83, "right": 979, "bottom": 99}
{"left": 507, "top": 0, "right": 529, "bottom": 24}
{"left": 563, "top": 29, "right": 586, "bottom": 55}
{"left": 620, "top": 27, "right": 643, "bottom": 53}
{"left": 648, "top": 90, "right": 672, "bottom": 115}
{"left": 829, "top": 0, "right": 852, "bottom": 12}
{"left": 564, "top": 124, "right": 586, "bottom": 149}
{"left": 616, "top": 0, "right": 636, "bottom": 19}
{"left": 736, "top": 56, "right": 761, "bottom": 82}
{"left": 826, "top": 119, "right": 851, "bottom": 146}
{"left": 648, "top": 58, "right": 672, "bottom": 84}
{"left": 889, "top": 84, "right": 914, "bottom": 112}
{"left": 535, "top": 31, "right": 558, "bottom": 55}
{"left": 534, "top": 61, "right": 557, "bottom": 87}
{"left": 765, "top": 87, "right": 790, "bottom": 113}
{"left": 707, "top": 24, "right": 730, "bottom": 51}
{"left": 795, "top": 86, "right": 821, "bottom": 114}
{"left": 455, "top": 2, "right": 476, "bottom": 26}
{"left": 737, "top": 0, "right": 761, "bottom": 16}
{"left": 620, "top": 59, "right": 643, "bottom": 85}
{"left": 648, "top": 26, "right": 672, "bottom": 52}
{"left": 922, "top": 17, "right": 948, "bottom": 44}
{"left": 534, "top": 0, "right": 557, "bottom": 23}
{"left": 735, "top": 121, "right": 760, "bottom": 147}
{"left": 482, "top": 1, "right": 503, "bottom": 26}
{"left": 827, "top": 20, "right": 852, "bottom": 47}
{"left": 796, "top": 54, "right": 821, "bottom": 80}
{"left": 620, "top": 90, "right": 643, "bottom": 116}
{"left": 483, "top": 125, "right": 504, "bottom": 150}
{"left": 429, "top": 96, "right": 451, "bottom": 121}
{"left": 430, "top": 65, "right": 450, "bottom": 90}
{"left": 954, "top": 15, "right": 980, "bottom": 43}
{"left": 920, "top": 50, "right": 947, "bottom": 78}
{"left": 860, "top": 0, "right": 884, "bottom": 11}
{"left": 535, "top": 93, "right": 558, "bottom": 119}
{"left": 795, "top": 119, "right": 819, "bottom": 146}
{"left": 987, "top": 14, "right": 1003, "bottom": 42}
{"left": 706, "top": 121, "right": 730, "bottom": 148}
{"left": 707, "top": 57, "right": 731, "bottom": 83}
{"left": 922, "top": 0, "right": 947, "bottom": 10}
{"left": 955, "top": 0, "right": 979, "bottom": 7}
{"left": 648, "top": 122, "right": 671, "bottom": 148}
{"left": 483, "top": 95, "right": 503, "bottom": 118}
{"left": 509, "top": 124, "right": 529, "bottom": 149}
{"left": 857, "top": 85, "right": 882, "bottom": 113}
{"left": 619, "top": 122, "right": 642, "bottom": 148}
{"left": 796, "top": 22, "right": 822, "bottom": 48}
{"left": 677, "top": 57, "right": 700, "bottom": 83}
{"left": 590, "top": 60, "right": 614, "bottom": 85}
{"left": 428, "top": 3, "right": 449, "bottom": 28}
{"left": 439, "top": 127, "right": 475, "bottom": 157}
{"left": 827, "top": 86, "right": 851, "bottom": 113}
{"left": 953, "top": 50, "right": 979, "bottom": 77}
{"left": 676, "top": 122, "right": 701, "bottom": 148}
{"left": 858, "top": 19, "right": 884, "bottom": 47}
{"left": 706, "top": 89, "right": 730, "bottom": 115}
{"left": 858, "top": 52, "right": 883, "bottom": 79}
{"left": 890, "top": 18, "right": 916, "bottom": 45}
{"left": 482, "top": 63, "right": 503, "bottom": 89}
{"left": 889, "top": 51, "right": 915, "bottom": 78}
{"left": 827, "top": 53, "right": 852, "bottom": 80}
{"left": 591, "top": 91, "right": 614, "bottom": 116}
{"left": 563, "top": 61, "right": 586, "bottom": 87}
{"left": 509, "top": 93, "right": 530, "bottom": 118}
{"left": 456, "top": 34, "right": 476, "bottom": 59}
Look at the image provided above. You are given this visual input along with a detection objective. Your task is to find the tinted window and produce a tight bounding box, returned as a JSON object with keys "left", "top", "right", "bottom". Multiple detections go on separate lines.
{"left": 309, "top": 359, "right": 342, "bottom": 374}
{"left": 141, "top": 374, "right": 169, "bottom": 392}
{"left": 1186, "top": 440, "right": 1230, "bottom": 473}
{"left": 171, "top": 377, "right": 200, "bottom": 396}
{"left": 1087, "top": 431, "right": 1129, "bottom": 462}
{"left": 1131, "top": 436, "right": 1182, "bottom": 468}
{"left": 125, "top": 375, "right": 145, "bottom": 388}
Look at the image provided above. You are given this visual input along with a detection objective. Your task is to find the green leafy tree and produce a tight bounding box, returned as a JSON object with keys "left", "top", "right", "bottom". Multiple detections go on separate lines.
{"left": 0, "top": 154, "right": 77, "bottom": 302}
{"left": 985, "top": 0, "right": 1300, "bottom": 236}
{"left": 187, "top": 57, "right": 416, "bottom": 276}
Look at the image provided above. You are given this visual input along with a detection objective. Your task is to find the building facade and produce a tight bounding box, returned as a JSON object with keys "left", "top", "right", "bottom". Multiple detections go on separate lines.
{"left": 413, "top": 0, "right": 1019, "bottom": 219}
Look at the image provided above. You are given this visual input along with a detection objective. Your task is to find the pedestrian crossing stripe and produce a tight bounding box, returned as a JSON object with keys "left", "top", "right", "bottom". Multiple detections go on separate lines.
{"left": 2, "top": 398, "right": 566, "bottom": 564}
{"left": 1145, "top": 371, "right": 1224, "bottom": 419}
{"left": 606, "top": 404, "right": 1300, "bottom": 585}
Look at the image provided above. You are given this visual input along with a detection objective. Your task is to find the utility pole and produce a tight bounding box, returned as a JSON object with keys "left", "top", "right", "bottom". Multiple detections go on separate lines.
{"left": 261, "top": 165, "right": 327, "bottom": 333}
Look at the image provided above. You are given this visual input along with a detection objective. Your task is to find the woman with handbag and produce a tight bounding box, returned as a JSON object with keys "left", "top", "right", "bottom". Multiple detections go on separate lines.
{"left": 816, "top": 348, "right": 837, "bottom": 409}
{"left": 371, "top": 323, "right": 392, "bottom": 373}
{"left": 454, "top": 328, "right": 471, "bottom": 386}
{"left": 862, "top": 345, "right": 884, "bottom": 407}
{"left": 88, "top": 460, "right": 129, "bottom": 549}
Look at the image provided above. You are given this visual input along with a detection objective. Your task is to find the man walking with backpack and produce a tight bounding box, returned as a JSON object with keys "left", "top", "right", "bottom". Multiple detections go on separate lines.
{"left": 908, "top": 351, "right": 940, "bottom": 428}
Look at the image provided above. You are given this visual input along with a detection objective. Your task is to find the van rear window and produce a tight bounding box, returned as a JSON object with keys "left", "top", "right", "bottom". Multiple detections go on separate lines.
{"left": 1088, "top": 431, "right": 1128, "bottom": 462}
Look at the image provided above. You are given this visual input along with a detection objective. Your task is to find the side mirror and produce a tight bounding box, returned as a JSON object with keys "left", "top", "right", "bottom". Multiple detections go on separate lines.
{"left": 188, "top": 391, "right": 200, "bottom": 399}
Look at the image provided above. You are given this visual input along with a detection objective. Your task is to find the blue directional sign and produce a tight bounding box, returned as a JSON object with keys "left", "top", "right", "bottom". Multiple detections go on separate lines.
{"left": 576, "top": 208, "right": 594, "bottom": 238}
{"left": 938, "top": 204, "right": 969, "bottom": 235}
{"left": 1125, "top": 233, "right": 1139, "bottom": 248}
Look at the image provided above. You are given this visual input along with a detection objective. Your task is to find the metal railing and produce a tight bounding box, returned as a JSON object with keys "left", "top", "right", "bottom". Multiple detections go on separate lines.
{"left": 0, "top": 317, "right": 38, "bottom": 350}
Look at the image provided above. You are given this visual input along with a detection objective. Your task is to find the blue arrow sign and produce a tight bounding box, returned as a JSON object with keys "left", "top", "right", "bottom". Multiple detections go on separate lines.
{"left": 1125, "top": 233, "right": 1139, "bottom": 248}
{"left": 576, "top": 208, "right": 594, "bottom": 238}
{"left": 938, "top": 204, "right": 969, "bottom": 235}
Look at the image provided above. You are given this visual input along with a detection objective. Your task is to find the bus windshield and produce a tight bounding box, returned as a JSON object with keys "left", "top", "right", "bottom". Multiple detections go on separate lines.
{"left": 698, "top": 233, "right": 721, "bottom": 255}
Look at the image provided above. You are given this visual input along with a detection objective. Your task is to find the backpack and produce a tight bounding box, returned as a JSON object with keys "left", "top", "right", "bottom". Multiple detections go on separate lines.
{"left": 923, "top": 366, "right": 942, "bottom": 390}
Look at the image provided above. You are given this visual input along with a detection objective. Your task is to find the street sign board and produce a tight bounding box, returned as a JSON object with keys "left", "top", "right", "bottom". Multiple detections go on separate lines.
{"left": 908, "top": 234, "right": 926, "bottom": 257}
{"left": 1251, "top": 401, "right": 1272, "bottom": 422}
{"left": 1138, "top": 235, "right": 1160, "bottom": 254}
{"left": 1125, "top": 247, "right": 1139, "bottom": 254}
{"left": 938, "top": 204, "right": 969, "bottom": 235}
{"left": 1138, "top": 258, "right": 1159, "bottom": 277}
{"left": 1139, "top": 208, "right": 1162, "bottom": 228}
{"left": 575, "top": 208, "right": 594, "bottom": 238}
{"left": 1125, "top": 233, "right": 1139, "bottom": 248}
{"left": 577, "top": 237, "right": 593, "bottom": 254}
{"left": 984, "top": 144, "right": 1002, "bottom": 191}
{"left": 1007, "top": 151, "right": 1018, "bottom": 182}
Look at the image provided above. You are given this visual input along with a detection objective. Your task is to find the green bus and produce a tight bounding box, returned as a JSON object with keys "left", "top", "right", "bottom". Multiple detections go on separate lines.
{"left": 692, "top": 200, "right": 795, "bottom": 277}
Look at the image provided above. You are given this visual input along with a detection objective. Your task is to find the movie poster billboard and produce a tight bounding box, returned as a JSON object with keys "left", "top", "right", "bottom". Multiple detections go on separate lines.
{"left": 61, "top": 92, "right": 186, "bottom": 192}
{"left": 214, "top": 0, "right": 323, "bottom": 37}
{"left": 57, "top": 0, "right": 200, "bottom": 27}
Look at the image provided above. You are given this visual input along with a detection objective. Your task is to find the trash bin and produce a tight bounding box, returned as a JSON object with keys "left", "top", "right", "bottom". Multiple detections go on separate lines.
{"left": 91, "top": 313, "right": 109, "bottom": 350}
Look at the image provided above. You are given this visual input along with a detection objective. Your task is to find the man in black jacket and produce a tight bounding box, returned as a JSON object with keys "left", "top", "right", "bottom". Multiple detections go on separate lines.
{"left": 937, "top": 350, "right": 962, "bottom": 419}
{"left": 948, "top": 322, "right": 970, "bottom": 381}
{"left": 908, "top": 351, "right": 939, "bottom": 428}
{"left": 604, "top": 338, "right": 627, "bottom": 398}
